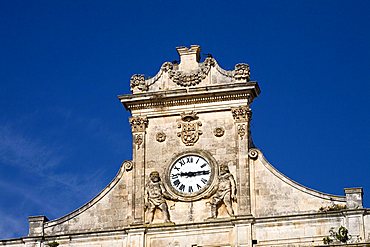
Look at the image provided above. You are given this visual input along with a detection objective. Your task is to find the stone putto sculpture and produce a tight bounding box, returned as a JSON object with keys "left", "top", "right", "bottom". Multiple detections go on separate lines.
{"left": 209, "top": 164, "right": 237, "bottom": 218}
{"left": 145, "top": 171, "right": 174, "bottom": 224}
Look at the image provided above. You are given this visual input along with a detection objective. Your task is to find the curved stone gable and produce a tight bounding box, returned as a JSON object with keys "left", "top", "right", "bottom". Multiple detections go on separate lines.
{"left": 249, "top": 149, "right": 346, "bottom": 217}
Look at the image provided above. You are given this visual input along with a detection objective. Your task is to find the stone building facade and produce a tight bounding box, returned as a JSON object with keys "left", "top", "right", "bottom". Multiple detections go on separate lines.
{"left": 2, "top": 45, "right": 370, "bottom": 247}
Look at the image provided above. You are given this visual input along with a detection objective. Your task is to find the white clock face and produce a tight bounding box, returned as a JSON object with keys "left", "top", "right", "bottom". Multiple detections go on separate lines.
{"left": 169, "top": 154, "right": 212, "bottom": 196}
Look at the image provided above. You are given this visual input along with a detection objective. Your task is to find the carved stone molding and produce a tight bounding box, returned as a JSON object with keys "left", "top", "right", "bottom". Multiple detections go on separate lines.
{"left": 156, "top": 131, "right": 166, "bottom": 142}
{"left": 122, "top": 160, "right": 134, "bottom": 171}
{"left": 125, "top": 92, "right": 253, "bottom": 111}
{"left": 130, "top": 74, "right": 148, "bottom": 92}
{"left": 248, "top": 149, "right": 258, "bottom": 160}
{"left": 129, "top": 116, "right": 148, "bottom": 132}
{"left": 134, "top": 134, "right": 143, "bottom": 149}
{"left": 214, "top": 127, "right": 225, "bottom": 137}
{"left": 231, "top": 106, "right": 252, "bottom": 123}
{"left": 237, "top": 124, "right": 246, "bottom": 140}
{"left": 177, "top": 111, "right": 202, "bottom": 146}
{"left": 234, "top": 63, "right": 250, "bottom": 81}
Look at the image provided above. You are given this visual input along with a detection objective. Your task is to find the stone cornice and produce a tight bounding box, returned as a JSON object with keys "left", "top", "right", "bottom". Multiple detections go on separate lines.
{"left": 119, "top": 82, "right": 260, "bottom": 111}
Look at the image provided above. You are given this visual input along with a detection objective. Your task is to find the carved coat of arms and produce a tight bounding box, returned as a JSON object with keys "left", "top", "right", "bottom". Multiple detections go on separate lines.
{"left": 177, "top": 112, "right": 202, "bottom": 146}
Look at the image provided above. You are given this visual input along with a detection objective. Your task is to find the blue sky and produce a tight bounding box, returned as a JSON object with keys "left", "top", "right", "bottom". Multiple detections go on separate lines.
{"left": 1, "top": 0, "right": 369, "bottom": 239}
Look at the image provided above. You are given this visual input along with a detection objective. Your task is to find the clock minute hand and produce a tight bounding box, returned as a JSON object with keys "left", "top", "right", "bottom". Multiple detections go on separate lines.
{"left": 193, "top": 170, "right": 210, "bottom": 176}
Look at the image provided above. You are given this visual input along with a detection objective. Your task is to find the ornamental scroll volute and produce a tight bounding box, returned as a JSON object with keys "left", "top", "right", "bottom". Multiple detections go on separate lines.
{"left": 177, "top": 111, "right": 202, "bottom": 146}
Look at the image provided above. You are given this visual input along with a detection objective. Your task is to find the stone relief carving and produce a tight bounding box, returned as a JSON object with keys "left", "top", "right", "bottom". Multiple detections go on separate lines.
{"left": 168, "top": 57, "right": 215, "bottom": 87}
{"left": 231, "top": 106, "right": 252, "bottom": 123}
{"left": 177, "top": 111, "right": 202, "bottom": 146}
{"left": 208, "top": 164, "right": 237, "bottom": 218}
{"left": 122, "top": 160, "right": 133, "bottom": 171}
{"left": 129, "top": 116, "right": 148, "bottom": 132}
{"left": 237, "top": 124, "right": 246, "bottom": 140}
{"left": 156, "top": 131, "right": 166, "bottom": 142}
{"left": 234, "top": 63, "right": 250, "bottom": 81}
{"left": 213, "top": 127, "right": 225, "bottom": 137}
{"left": 129, "top": 53, "right": 252, "bottom": 93}
{"left": 145, "top": 171, "right": 175, "bottom": 224}
{"left": 134, "top": 134, "right": 143, "bottom": 149}
{"left": 130, "top": 74, "right": 148, "bottom": 92}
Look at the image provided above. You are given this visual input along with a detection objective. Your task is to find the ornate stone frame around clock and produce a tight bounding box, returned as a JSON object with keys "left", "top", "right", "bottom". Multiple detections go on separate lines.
{"left": 164, "top": 149, "right": 219, "bottom": 202}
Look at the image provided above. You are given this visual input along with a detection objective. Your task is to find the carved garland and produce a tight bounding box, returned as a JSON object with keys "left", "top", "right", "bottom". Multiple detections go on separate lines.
{"left": 167, "top": 57, "right": 215, "bottom": 87}
{"left": 129, "top": 58, "right": 251, "bottom": 92}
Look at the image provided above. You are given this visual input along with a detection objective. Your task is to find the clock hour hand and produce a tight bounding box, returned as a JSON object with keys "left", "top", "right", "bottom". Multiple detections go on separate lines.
{"left": 173, "top": 170, "right": 210, "bottom": 177}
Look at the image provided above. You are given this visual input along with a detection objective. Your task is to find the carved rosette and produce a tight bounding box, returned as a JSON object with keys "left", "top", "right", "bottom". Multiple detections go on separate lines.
{"left": 234, "top": 63, "right": 250, "bottom": 81}
{"left": 130, "top": 74, "right": 148, "bottom": 92}
{"left": 156, "top": 131, "right": 166, "bottom": 142}
{"left": 231, "top": 106, "right": 252, "bottom": 123}
{"left": 177, "top": 111, "right": 202, "bottom": 146}
{"left": 214, "top": 127, "right": 225, "bottom": 137}
{"left": 129, "top": 116, "right": 148, "bottom": 132}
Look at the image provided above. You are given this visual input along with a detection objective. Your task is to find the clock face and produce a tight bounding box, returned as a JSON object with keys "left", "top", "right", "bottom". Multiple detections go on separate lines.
{"left": 169, "top": 154, "right": 212, "bottom": 196}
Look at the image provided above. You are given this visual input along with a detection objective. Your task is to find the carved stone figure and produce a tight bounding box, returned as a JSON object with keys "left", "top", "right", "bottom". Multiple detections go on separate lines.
{"left": 145, "top": 171, "right": 174, "bottom": 224}
{"left": 209, "top": 164, "right": 237, "bottom": 218}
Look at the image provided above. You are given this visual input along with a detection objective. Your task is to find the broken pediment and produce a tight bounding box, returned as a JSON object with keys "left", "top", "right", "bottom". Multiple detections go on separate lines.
{"left": 129, "top": 45, "right": 251, "bottom": 94}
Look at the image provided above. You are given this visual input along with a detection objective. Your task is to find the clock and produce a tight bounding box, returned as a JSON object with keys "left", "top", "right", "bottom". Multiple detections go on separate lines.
{"left": 167, "top": 153, "right": 216, "bottom": 200}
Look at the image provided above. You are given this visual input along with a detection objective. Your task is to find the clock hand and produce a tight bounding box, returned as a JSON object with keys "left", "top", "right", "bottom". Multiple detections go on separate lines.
{"left": 173, "top": 172, "right": 195, "bottom": 177}
{"left": 173, "top": 170, "right": 210, "bottom": 178}
{"left": 193, "top": 170, "right": 210, "bottom": 176}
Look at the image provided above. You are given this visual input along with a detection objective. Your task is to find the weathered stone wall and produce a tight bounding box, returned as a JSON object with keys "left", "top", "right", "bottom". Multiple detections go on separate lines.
{"left": 144, "top": 110, "right": 239, "bottom": 223}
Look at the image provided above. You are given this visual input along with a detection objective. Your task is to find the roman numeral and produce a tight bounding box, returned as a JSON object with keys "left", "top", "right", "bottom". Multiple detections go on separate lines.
{"left": 179, "top": 159, "right": 185, "bottom": 166}
{"left": 201, "top": 178, "right": 207, "bottom": 184}
{"left": 188, "top": 186, "right": 193, "bottom": 193}
{"left": 179, "top": 184, "right": 185, "bottom": 191}
{"left": 171, "top": 174, "right": 178, "bottom": 179}
{"left": 200, "top": 163, "right": 208, "bottom": 168}
{"left": 197, "top": 184, "right": 201, "bottom": 189}
{"left": 186, "top": 157, "right": 193, "bottom": 163}
{"left": 196, "top": 158, "right": 199, "bottom": 164}
{"left": 173, "top": 179, "right": 180, "bottom": 187}
{"left": 174, "top": 166, "right": 180, "bottom": 171}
